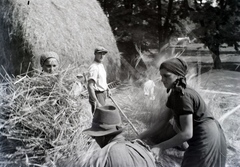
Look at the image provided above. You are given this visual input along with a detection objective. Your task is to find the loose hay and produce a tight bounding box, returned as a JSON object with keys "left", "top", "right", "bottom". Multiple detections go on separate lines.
{"left": 0, "top": 68, "right": 92, "bottom": 166}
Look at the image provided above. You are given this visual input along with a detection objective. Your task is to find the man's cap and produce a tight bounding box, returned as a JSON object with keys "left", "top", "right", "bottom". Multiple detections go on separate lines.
{"left": 94, "top": 46, "right": 108, "bottom": 54}
{"left": 83, "top": 105, "right": 123, "bottom": 137}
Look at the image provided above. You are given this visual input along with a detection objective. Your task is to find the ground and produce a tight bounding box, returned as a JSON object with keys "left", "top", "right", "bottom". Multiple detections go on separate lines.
{"left": 197, "top": 70, "right": 240, "bottom": 167}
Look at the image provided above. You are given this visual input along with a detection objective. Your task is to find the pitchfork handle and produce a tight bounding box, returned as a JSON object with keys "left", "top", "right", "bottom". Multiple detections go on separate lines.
{"left": 109, "top": 96, "right": 139, "bottom": 135}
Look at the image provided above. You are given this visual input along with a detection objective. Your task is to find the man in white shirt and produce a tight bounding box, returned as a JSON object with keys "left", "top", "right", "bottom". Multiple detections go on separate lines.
{"left": 87, "top": 46, "right": 111, "bottom": 114}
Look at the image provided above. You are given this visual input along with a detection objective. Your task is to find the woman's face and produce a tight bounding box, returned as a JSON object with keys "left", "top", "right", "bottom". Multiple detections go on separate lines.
{"left": 160, "top": 68, "right": 178, "bottom": 89}
{"left": 42, "top": 58, "right": 59, "bottom": 74}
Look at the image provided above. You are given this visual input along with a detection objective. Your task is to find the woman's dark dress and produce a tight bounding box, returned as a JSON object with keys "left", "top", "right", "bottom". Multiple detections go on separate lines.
{"left": 166, "top": 87, "right": 227, "bottom": 167}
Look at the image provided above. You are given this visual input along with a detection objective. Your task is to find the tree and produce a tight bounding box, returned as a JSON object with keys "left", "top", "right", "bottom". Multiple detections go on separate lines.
{"left": 98, "top": 0, "right": 240, "bottom": 70}
{"left": 97, "top": 0, "right": 164, "bottom": 70}
{"left": 187, "top": 0, "right": 240, "bottom": 69}
{"left": 97, "top": 0, "right": 177, "bottom": 49}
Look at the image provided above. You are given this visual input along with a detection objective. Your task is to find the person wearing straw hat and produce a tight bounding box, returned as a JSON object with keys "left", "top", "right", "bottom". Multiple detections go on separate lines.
{"left": 40, "top": 51, "right": 60, "bottom": 74}
{"left": 139, "top": 58, "right": 227, "bottom": 167}
{"left": 82, "top": 105, "right": 156, "bottom": 167}
{"left": 87, "top": 46, "right": 111, "bottom": 114}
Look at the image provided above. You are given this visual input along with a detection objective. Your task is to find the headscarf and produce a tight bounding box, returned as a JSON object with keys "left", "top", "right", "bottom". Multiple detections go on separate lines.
{"left": 160, "top": 58, "right": 188, "bottom": 95}
{"left": 40, "top": 51, "right": 60, "bottom": 67}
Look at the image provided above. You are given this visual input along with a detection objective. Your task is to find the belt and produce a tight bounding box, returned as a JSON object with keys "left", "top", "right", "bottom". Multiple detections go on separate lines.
{"left": 95, "top": 90, "right": 105, "bottom": 93}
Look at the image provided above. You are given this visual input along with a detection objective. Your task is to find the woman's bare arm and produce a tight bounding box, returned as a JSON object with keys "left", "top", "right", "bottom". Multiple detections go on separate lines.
{"left": 154, "top": 114, "right": 193, "bottom": 150}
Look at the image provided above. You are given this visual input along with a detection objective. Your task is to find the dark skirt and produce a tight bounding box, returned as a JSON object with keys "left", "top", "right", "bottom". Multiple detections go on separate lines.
{"left": 182, "top": 119, "right": 227, "bottom": 167}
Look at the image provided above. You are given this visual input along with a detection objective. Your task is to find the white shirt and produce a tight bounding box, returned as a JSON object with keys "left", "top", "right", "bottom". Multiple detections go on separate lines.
{"left": 88, "top": 61, "right": 108, "bottom": 92}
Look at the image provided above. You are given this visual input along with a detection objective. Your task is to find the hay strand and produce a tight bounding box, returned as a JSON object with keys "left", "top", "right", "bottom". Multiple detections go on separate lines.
{"left": 219, "top": 104, "right": 240, "bottom": 124}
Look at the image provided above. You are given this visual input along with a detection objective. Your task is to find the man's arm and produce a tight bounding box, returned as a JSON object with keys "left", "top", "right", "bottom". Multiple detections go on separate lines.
{"left": 88, "top": 79, "right": 101, "bottom": 107}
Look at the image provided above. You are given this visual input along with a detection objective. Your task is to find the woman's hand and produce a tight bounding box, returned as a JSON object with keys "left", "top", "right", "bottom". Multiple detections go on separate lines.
{"left": 151, "top": 146, "right": 162, "bottom": 160}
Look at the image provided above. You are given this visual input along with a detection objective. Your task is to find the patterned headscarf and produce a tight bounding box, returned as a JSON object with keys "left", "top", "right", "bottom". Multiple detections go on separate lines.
{"left": 40, "top": 51, "right": 60, "bottom": 67}
{"left": 160, "top": 58, "right": 188, "bottom": 95}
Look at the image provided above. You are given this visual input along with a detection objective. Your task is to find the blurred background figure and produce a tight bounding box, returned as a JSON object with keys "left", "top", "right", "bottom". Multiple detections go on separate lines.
{"left": 143, "top": 79, "right": 156, "bottom": 100}
{"left": 70, "top": 73, "right": 88, "bottom": 97}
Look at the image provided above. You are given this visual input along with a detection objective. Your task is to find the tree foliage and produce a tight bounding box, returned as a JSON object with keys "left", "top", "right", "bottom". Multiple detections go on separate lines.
{"left": 188, "top": 0, "right": 240, "bottom": 68}
{"left": 97, "top": 0, "right": 240, "bottom": 69}
{"left": 98, "top": 0, "right": 174, "bottom": 49}
{"left": 97, "top": 0, "right": 199, "bottom": 49}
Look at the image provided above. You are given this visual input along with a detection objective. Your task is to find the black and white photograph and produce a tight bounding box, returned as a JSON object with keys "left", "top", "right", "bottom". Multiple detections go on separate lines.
{"left": 0, "top": 0, "right": 239, "bottom": 166}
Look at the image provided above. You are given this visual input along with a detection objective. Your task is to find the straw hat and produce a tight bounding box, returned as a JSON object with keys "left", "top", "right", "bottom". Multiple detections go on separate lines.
{"left": 83, "top": 105, "right": 123, "bottom": 137}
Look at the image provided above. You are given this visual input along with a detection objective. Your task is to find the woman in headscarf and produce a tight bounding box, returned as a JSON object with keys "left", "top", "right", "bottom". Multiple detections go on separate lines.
{"left": 139, "top": 58, "right": 227, "bottom": 167}
{"left": 39, "top": 51, "right": 86, "bottom": 97}
{"left": 40, "top": 51, "right": 60, "bottom": 74}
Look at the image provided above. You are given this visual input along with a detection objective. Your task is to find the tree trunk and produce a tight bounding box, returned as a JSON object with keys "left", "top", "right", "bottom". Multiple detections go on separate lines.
{"left": 219, "top": 0, "right": 227, "bottom": 9}
{"left": 157, "top": 0, "right": 163, "bottom": 49}
{"left": 123, "top": 0, "right": 133, "bottom": 11}
{"left": 103, "top": 0, "right": 107, "bottom": 13}
{"left": 163, "top": 0, "right": 173, "bottom": 42}
{"left": 98, "top": 0, "right": 107, "bottom": 14}
{"left": 208, "top": 44, "right": 222, "bottom": 69}
{"left": 234, "top": 42, "right": 239, "bottom": 51}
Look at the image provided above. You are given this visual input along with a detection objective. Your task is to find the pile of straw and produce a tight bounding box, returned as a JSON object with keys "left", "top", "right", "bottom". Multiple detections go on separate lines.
{"left": 0, "top": 0, "right": 120, "bottom": 81}
{"left": 0, "top": 68, "right": 92, "bottom": 166}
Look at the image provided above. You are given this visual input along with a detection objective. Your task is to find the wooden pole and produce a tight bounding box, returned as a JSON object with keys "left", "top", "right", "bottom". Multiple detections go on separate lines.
{"left": 109, "top": 96, "right": 139, "bottom": 135}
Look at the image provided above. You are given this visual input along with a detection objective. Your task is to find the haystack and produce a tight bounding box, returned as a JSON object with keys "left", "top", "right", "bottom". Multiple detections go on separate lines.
{"left": 0, "top": 0, "right": 120, "bottom": 81}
